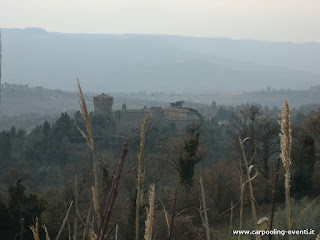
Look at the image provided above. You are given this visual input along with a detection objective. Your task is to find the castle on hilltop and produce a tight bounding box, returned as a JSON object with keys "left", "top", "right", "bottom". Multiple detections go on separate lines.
{"left": 93, "top": 93, "right": 114, "bottom": 115}
{"left": 93, "top": 93, "right": 202, "bottom": 133}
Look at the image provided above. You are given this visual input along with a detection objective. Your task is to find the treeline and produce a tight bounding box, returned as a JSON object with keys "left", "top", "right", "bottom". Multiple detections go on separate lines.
{"left": 2, "top": 82, "right": 30, "bottom": 89}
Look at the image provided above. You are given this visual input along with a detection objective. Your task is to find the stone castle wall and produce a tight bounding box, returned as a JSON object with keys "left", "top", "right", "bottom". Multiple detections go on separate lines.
{"left": 115, "top": 110, "right": 149, "bottom": 133}
{"left": 93, "top": 94, "right": 201, "bottom": 134}
{"left": 114, "top": 106, "right": 201, "bottom": 134}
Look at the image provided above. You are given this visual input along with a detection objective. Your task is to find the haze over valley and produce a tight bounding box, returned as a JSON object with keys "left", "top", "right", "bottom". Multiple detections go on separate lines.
{"left": 2, "top": 28, "right": 320, "bottom": 93}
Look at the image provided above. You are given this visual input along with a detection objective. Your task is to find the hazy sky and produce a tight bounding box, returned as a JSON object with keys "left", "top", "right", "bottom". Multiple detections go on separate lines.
{"left": 1, "top": 0, "right": 320, "bottom": 42}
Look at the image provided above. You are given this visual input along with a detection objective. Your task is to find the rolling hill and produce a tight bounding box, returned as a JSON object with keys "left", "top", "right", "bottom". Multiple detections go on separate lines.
{"left": 2, "top": 28, "right": 320, "bottom": 92}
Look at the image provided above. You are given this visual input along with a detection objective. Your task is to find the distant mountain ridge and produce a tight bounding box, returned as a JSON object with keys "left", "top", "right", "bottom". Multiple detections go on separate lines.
{"left": 1, "top": 28, "right": 320, "bottom": 92}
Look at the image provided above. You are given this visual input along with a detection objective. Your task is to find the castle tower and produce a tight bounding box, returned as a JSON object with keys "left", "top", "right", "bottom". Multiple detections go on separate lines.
{"left": 93, "top": 93, "right": 113, "bottom": 115}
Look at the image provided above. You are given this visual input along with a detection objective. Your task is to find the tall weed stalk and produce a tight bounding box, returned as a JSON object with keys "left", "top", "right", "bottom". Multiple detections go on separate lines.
{"left": 135, "top": 117, "right": 148, "bottom": 240}
{"left": 144, "top": 184, "right": 155, "bottom": 240}
{"left": 77, "top": 79, "right": 100, "bottom": 224}
{"left": 279, "top": 99, "right": 292, "bottom": 238}
{"left": 239, "top": 137, "right": 260, "bottom": 240}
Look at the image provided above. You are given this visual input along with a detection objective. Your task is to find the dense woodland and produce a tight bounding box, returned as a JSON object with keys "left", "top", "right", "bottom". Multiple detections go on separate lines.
{"left": 0, "top": 94, "right": 320, "bottom": 239}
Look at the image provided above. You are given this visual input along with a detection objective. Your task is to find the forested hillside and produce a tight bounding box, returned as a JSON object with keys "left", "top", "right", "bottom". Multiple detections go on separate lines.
{"left": 1, "top": 91, "right": 320, "bottom": 239}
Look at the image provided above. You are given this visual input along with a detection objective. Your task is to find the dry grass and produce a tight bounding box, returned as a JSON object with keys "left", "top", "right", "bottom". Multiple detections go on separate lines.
{"left": 144, "top": 184, "right": 155, "bottom": 240}
{"left": 157, "top": 196, "right": 170, "bottom": 237}
{"left": 238, "top": 159, "right": 243, "bottom": 240}
{"left": 239, "top": 137, "right": 260, "bottom": 240}
{"left": 30, "top": 218, "right": 40, "bottom": 240}
{"left": 56, "top": 201, "right": 73, "bottom": 240}
{"left": 200, "top": 176, "right": 210, "bottom": 240}
{"left": 29, "top": 203, "right": 73, "bottom": 240}
{"left": 279, "top": 99, "right": 292, "bottom": 234}
{"left": 77, "top": 79, "right": 100, "bottom": 224}
{"left": 43, "top": 225, "right": 51, "bottom": 240}
{"left": 136, "top": 117, "right": 148, "bottom": 240}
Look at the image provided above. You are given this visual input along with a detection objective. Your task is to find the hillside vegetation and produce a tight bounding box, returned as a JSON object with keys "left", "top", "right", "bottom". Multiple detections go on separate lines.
{"left": 1, "top": 85, "right": 320, "bottom": 239}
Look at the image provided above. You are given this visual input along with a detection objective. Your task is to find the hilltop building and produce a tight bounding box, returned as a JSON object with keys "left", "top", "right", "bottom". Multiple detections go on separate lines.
{"left": 93, "top": 93, "right": 113, "bottom": 115}
{"left": 93, "top": 93, "right": 202, "bottom": 133}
